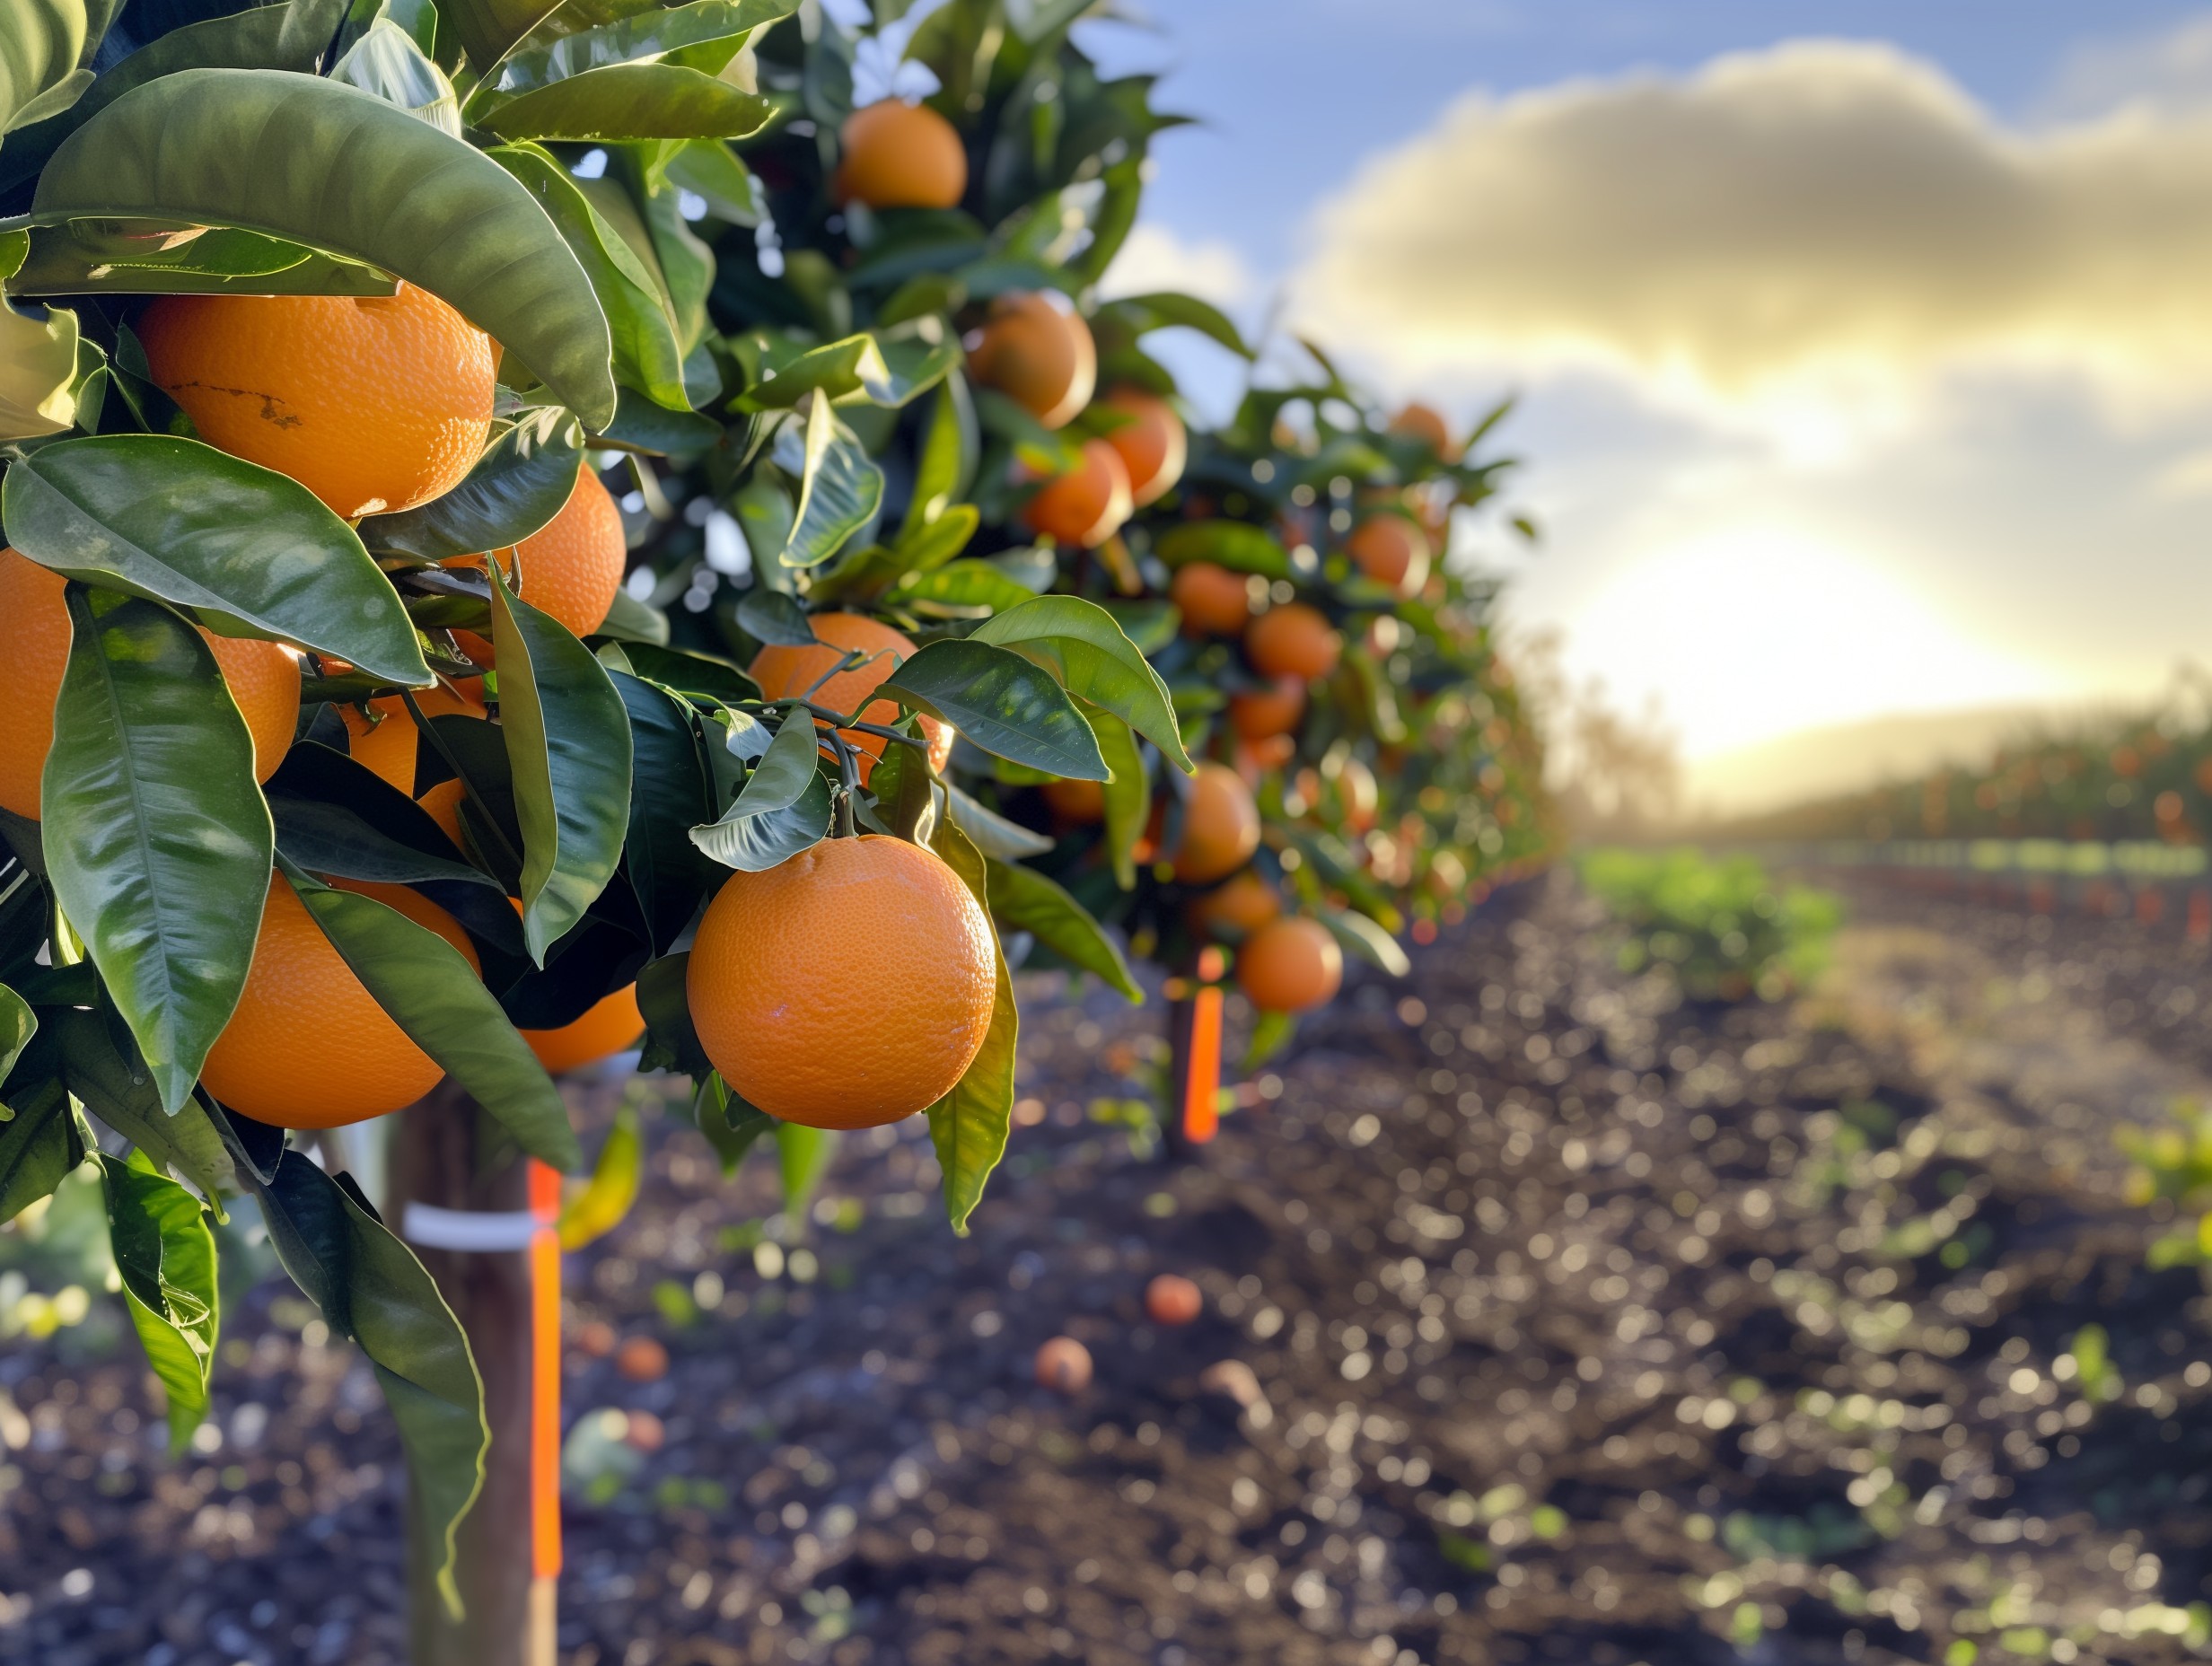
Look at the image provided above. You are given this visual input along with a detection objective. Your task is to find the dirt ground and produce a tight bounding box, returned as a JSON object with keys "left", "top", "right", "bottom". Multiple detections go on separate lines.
{"left": 8, "top": 870, "right": 2212, "bottom": 1666}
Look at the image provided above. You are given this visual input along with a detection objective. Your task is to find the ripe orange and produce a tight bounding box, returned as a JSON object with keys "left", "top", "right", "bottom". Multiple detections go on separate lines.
{"left": 1097, "top": 389, "right": 1186, "bottom": 505}
{"left": 444, "top": 469, "right": 625, "bottom": 650}
{"left": 1145, "top": 1274, "right": 1202, "bottom": 1326}
{"left": 1169, "top": 762, "right": 1260, "bottom": 884}
{"left": 1170, "top": 561, "right": 1251, "bottom": 636}
{"left": 340, "top": 680, "right": 488, "bottom": 798}
{"left": 1190, "top": 868, "right": 1282, "bottom": 939}
{"left": 523, "top": 984, "right": 644, "bottom": 1074}
{"left": 1245, "top": 602, "right": 1341, "bottom": 681}
{"left": 1346, "top": 515, "right": 1431, "bottom": 598}
{"left": 834, "top": 100, "right": 968, "bottom": 209}
{"left": 968, "top": 292, "right": 1095, "bottom": 429}
{"left": 0, "top": 548, "right": 298, "bottom": 820}
{"left": 747, "top": 612, "right": 952, "bottom": 785}
{"left": 687, "top": 835, "right": 996, "bottom": 1128}
{"left": 1041, "top": 776, "right": 1106, "bottom": 825}
{"left": 1035, "top": 1336, "right": 1093, "bottom": 1392}
{"left": 138, "top": 283, "right": 496, "bottom": 519}
{"left": 201, "top": 877, "right": 478, "bottom": 1128}
{"left": 1236, "top": 916, "right": 1342, "bottom": 1013}
{"left": 1228, "top": 676, "right": 1305, "bottom": 741}
{"left": 1389, "top": 401, "right": 1453, "bottom": 456}
{"left": 1023, "top": 438, "right": 1132, "bottom": 547}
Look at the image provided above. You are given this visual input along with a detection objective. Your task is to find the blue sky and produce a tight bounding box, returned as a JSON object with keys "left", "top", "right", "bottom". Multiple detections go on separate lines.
{"left": 1078, "top": 4, "right": 2212, "bottom": 802}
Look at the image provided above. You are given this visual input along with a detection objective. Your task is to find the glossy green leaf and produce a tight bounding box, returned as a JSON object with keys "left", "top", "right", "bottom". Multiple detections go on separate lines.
{"left": 733, "top": 333, "right": 881, "bottom": 413}
{"left": 730, "top": 714, "right": 819, "bottom": 815}
{"left": 900, "top": 373, "right": 978, "bottom": 534}
{"left": 881, "top": 639, "right": 1107, "bottom": 781}
{"left": 479, "top": 61, "right": 771, "bottom": 141}
{"left": 734, "top": 587, "right": 814, "bottom": 647}
{"left": 598, "top": 588, "right": 671, "bottom": 646}
{"left": 1155, "top": 519, "right": 1293, "bottom": 579}
{"left": 488, "top": 144, "right": 689, "bottom": 413}
{"left": 361, "top": 408, "right": 584, "bottom": 564}
{"left": 6, "top": 435, "right": 432, "bottom": 685}
{"left": 9, "top": 221, "right": 394, "bottom": 298}
{"left": 49, "top": 1009, "right": 234, "bottom": 1199}
{"left": 43, "top": 589, "right": 272, "bottom": 1113}
{"left": 1320, "top": 906, "right": 1411, "bottom": 977}
{"left": 252, "top": 1150, "right": 486, "bottom": 1617}
{"left": 636, "top": 950, "right": 709, "bottom": 1077}
{"left": 780, "top": 400, "right": 884, "bottom": 569}
{"left": 619, "top": 641, "right": 759, "bottom": 706}
{"left": 943, "top": 782, "right": 1052, "bottom": 860}
{"left": 333, "top": 16, "right": 460, "bottom": 135}
{"left": 1, "top": 0, "right": 89, "bottom": 133}
{"left": 489, "top": 565, "right": 634, "bottom": 966}
{"left": 867, "top": 325, "right": 961, "bottom": 408}
{"left": 0, "top": 984, "right": 31, "bottom": 1083}
{"left": 774, "top": 1120, "right": 836, "bottom": 1214}
{"left": 284, "top": 865, "right": 581, "bottom": 1171}
{"left": 924, "top": 816, "right": 1014, "bottom": 1235}
{"left": 1089, "top": 703, "right": 1147, "bottom": 890}
{"left": 488, "top": 0, "right": 792, "bottom": 94}
{"left": 0, "top": 257, "right": 78, "bottom": 441}
{"left": 609, "top": 670, "right": 716, "bottom": 952}
{"left": 897, "top": 558, "right": 1038, "bottom": 615}
{"left": 895, "top": 504, "right": 979, "bottom": 574}
{"left": 974, "top": 594, "right": 1191, "bottom": 773}
{"left": 689, "top": 758, "right": 830, "bottom": 872}
{"left": 661, "top": 137, "right": 761, "bottom": 224}
{"left": 691, "top": 1072, "right": 775, "bottom": 1174}
{"left": 1244, "top": 1008, "right": 1295, "bottom": 1071}
{"left": 33, "top": 69, "right": 616, "bottom": 428}
{"left": 101, "top": 1151, "right": 217, "bottom": 1451}
{"left": 0, "top": 1080, "right": 83, "bottom": 1224}
{"left": 985, "top": 856, "right": 1138, "bottom": 1002}
{"left": 1106, "top": 290, "right": 1253, "bottom": 357}
{"left": 557, "top": 1102, "right": 640, "bottom": 1250}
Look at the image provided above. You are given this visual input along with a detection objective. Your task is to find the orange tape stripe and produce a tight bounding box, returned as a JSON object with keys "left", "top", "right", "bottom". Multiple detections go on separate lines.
{"left": 1183, "top": 985, "right": 1223, "bottom": 1144}
{"left": 530, "top": 1223, "right": 562, "bottom": 1581}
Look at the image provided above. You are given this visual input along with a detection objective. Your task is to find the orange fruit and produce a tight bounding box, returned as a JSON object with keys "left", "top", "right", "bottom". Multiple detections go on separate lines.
{"left": 834, "top": 100, "right": 968, "bottom": 209}
{"left": 1245, "top": 602, "right": 1341, "bottom": 681}
{"left": 968, "top": 292, "right": 1095, "bottom": 429}
{"left": 1236, "top": 916, "right": 1342, "bottom": 1013}
{"left": 1023, "top": 438, "right": 1132, "bottom": 547}
{"left": 687, "top": 835, "right": 996, "bottom": 1128}
{"left": 201, "top": 877, "right": 478, "bottom": 1129}
{"left": 1346, "top": 516, "right": 1431, "bottom": 598}
{"left": 523, "top": 984, "right": 644, "bottom": 1074}
{"left": 1170, "top": 561, "right": 1251, "bottom": 636}
{"left": 1389, "top": 401, "right": 1453, "bottom": 456}
{"left": 748, "top": 613, "right": 952, "bottom": 785}
{"left": 1041, "top": 776, "right": 1106, "bottom": 825}
{"left": 1035, "top": 1336, "right": 1093, "bottom": 1392}
{"left": 616, "top": 1335, "right": 668, "bottom": 1383}
{"left": 138, "top": 283, "right": 496, "bottom": 519}
{"left": 1227, "top": 676, "right": 1304, "bottom": 742}
{"left": 1169, "top": 762, "right": 1260, "bottom": 884}
{"left": 418, "top": 778, "right": 469, "bottom": 846}
{"left": 340, "top": 680, "right": 487, "bottom": 798}
{"left": 1145, "top": 1274, "right": 1202, "bottom": 1326}
{"left": 1098, "top": 389, "right": 1186, "bottom": 506}
{"left": 0, "top": 548, "right": 298, "bottom": 820}
{"left": 1190, "top": 868, "right": 1282, "bottom": 938}
{"left": 444, "top": 469, "right": 625, "bottom": 645}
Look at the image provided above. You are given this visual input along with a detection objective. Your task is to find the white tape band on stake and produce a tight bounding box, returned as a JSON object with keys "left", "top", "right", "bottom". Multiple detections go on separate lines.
{"left": 401, "top": 1203, "right": 541, "bottom": 1253}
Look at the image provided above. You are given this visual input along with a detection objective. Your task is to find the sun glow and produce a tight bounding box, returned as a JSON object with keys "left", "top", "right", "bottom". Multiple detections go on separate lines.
{"left": 1557, "top": 525, "right": 2067, "bottom": 761}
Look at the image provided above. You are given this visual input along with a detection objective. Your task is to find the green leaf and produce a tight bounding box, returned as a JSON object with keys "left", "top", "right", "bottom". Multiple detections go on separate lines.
{"left": 900, "top": 373, "right": 978, "bottom": 535}
{"left": 636, "top": 951, "right": 710, "bottom": 1077}
{"left": 557, "top": 1102, "right": 641, "bottom": 1250}
{"left": 1244, "top": 1008, "right": 1296, "bottom": 1070}
{"left": 0, "top": 0, "right": 89, "bottom": 134}
{"left": 780, "top": 400, "right": 885, "bottom": 569}
{"left": 619, "top": 641, "right": 759, "bottom": 706}
{"left": 0, "top": 1080, "right": 83, "bottom": 1224}
{"left": 5, "top": 435, "right": 433, "bottom": 686}
{"left": 728, "top": 713, "right": 820, "bottom": 816}
{"left": 359, "top": 408, "right": 584, "bottom": 564}
{"left": 691, "top": 1072, "right": 775, "bottom": 1173}
{"left": 986, "top": 857, "right": 1138, "bottom": 1002}
{"left": 479, "top": 61, "right": 771, "bottom": 141}
{"left": 43, "top": 588, "right": 273, "bottom": 1113}
{"left": 942, "top": 782, "right": 1052, "bottom": 859}
{"left": 689, "top": 761, "right": 831, "bottom": 872}
{"left": 252, "top": 1150, "right": 486, "bottom": 1617}
{"left": 487, "top": 0, "right": 791, "bottom": 93}
{"left": 1089, "top": 703, "right": 1147, "bottom": 890}
{"left": 881, "top": 639, "right": 1107, "bottom": 781}
{"left": 283, "top": 865, "right": 582, "bottom": 1171}
{"left": 487, "top": 144, "right": 689, "bottom": 414}
{"left": 897, "top": 558, "right": 1039, "bottom": 615}
{"left": 924, "top": 817, "right": 1014, "bottom": 1233}
{"left": 1106, "top": 290, "right": 1253, "bottom": 357}
{"left": 0, "top": 285, "right": 77, "bottom": 441}
{"left": 1155, "top": 519, "right": 1293, "bottom": 579}
{"left": 593, "top": 386, "right": 721, "bottom": 452}
{"left": 1319, "top": 905, "right": 1411, "bottom": 977}
{"left": 33, "top": 68, "right": 617, "bottom": 429}
{"left": 661, "top": 137, "right": 761, "bottom": 223}
{"left": 489, "top": 564, "right": 634, "bottom": 965}
{"left": 972, "top": 594, "right": 1192, "bottom": 773}
{"left": 101, "top": 1152, "right": 217, "bottom": 1452}
{"left": 0, "top": 984, "right": 31, "bottom": 1083}
{"left": 734, "top": 587, "right": 814, "bottom": 647}
{"left": 774, "top": 1120, "right": 836, "bottom": 1214}
{"left": 333, "top": 16, "right": 461, "bottom": 136}
{"left": 440, "top": 0, "right": 561, "bottom": 75}
{"left": 598, "top": 588, "right": 670, "bottom": 646}
{"left": 609, "top": 671, "right": 716, "bottom": 952}
{"left": 733, "top": 333, "right": 882, "bottom": 413}
{"left": 50, "top": 1008, "right": 234, "bottom": 1200}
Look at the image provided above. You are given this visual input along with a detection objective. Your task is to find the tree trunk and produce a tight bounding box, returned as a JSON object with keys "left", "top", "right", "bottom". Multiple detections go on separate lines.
{"left": 390, "top": 1082, "right": 556, "bottom": 1666}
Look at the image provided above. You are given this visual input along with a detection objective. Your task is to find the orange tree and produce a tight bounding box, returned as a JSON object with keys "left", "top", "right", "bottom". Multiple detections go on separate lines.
{"left": 613, "top": 1, "right": 1557, "bottom": 1142}
{"left": 0, "top": 0, "right": 1176, "bottom": 1657}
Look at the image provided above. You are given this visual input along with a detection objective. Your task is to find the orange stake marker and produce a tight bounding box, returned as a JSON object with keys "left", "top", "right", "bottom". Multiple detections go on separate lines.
{"left": 528, "top": 1160, "right": 563, "bottom": 1587}
{"left": 1183, "top": 985, "right": 1224, "bottom": 1144}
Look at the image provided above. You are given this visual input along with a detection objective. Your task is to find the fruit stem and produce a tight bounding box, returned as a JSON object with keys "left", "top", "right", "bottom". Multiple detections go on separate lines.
{"left": 831, "top": 785, "right": 856, "bottom": 838}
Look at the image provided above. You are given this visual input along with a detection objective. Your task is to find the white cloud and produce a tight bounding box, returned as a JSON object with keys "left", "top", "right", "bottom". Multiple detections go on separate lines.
{"left": 1102, "top": 222, "right": 1258, "bottom": 309}
{"left": 1290, "top": 39, "right": 2212, "bottom": 422}
{"left": 2041, "top": 13, "right": 2212, "bottom": 120}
